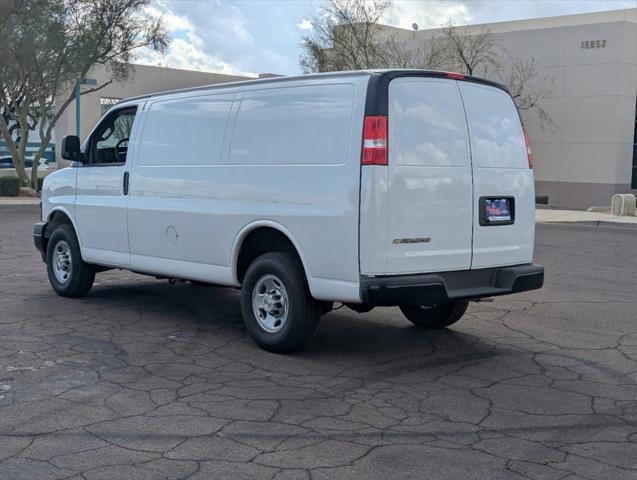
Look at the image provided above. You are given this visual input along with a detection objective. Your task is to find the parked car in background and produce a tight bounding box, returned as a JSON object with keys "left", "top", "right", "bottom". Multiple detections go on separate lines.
{"left": 0, "top": 155, "right": 49, "bottom": 170}
{"left": 0, "top": 156, "right": 33, "bottom": 169}
{"left": 33, "top": 69, "right": 544, "bottom": 353}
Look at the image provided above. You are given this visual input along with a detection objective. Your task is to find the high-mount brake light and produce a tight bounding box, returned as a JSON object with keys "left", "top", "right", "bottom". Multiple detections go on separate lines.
{"left": 361, "top": 115, "right": 388, "bottom": 165}
{"left": 446, "top": 72, "right": 465, "bottom": 80}
{"left": 523, "top": 126, "right": 533, "bottom": 169}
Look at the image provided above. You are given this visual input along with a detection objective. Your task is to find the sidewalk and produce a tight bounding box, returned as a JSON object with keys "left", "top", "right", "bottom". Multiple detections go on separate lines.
{"left": 536, "top": 208, "right": 637, "bottom": 225}
{"left": 0, "top": 197, "right": 40, "bottom": 205}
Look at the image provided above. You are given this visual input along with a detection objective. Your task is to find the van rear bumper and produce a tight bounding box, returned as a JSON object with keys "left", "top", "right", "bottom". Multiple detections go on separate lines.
{"left": 361, "top": 264, "right": 544, "bottom": 306}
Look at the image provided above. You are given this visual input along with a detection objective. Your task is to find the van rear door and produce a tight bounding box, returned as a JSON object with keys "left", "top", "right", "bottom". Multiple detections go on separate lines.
{"left": 383, "top": 77, "right": 473, "bottom": 274}
{"left": 459, "top": 82, "right": 535, "bottom": 269}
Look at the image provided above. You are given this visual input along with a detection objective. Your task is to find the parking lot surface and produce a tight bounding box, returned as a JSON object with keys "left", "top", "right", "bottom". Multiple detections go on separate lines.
{"left": 1, "top": 205, "right": 636, "bottom": 480}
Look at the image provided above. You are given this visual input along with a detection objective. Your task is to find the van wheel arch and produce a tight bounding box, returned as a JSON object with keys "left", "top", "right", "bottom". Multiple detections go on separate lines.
{"left": 43, "top": 211, "right": 75, "bottom": 255}
{"left": 235, "top": 227, "right": 306, "bottom": 285}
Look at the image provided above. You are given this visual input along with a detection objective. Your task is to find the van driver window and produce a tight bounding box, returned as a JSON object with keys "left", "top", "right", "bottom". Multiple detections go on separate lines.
{"left": 89, "top": 106, "right": 137, "bottom": 165}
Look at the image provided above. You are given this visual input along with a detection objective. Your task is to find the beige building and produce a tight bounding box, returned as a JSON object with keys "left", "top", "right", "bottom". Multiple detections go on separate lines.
{"left": 378, "top": 8, "right": 637, "bottom": 208}
{"left": 55, "top": 63, "right": 252, "bottom": 165}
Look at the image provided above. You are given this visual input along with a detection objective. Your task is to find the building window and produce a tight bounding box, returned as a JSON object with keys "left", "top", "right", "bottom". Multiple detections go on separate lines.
{"left": 100, "top": 97, "right": 122, "bottom": 116}
{"left": 633, "top": 97, "right": 637, "bottom": 189}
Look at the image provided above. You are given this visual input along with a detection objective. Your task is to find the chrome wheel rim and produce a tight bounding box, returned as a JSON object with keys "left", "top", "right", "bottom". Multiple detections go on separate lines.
{"left": 252, "top": 274, "right": 289, "bottom": 333}
{"left": 52, "top": 240, "right": 72, "bottom": 284}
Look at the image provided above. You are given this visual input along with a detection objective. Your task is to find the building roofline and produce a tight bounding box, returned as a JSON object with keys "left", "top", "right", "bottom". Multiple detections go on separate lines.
{"left": 390, "top": 7, "right": 636, "bottom": 37}
{"left": 125, "top": 62, "right": 254, "bottom": 79}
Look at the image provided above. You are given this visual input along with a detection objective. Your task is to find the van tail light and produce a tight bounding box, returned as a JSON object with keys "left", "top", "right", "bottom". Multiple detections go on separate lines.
{"left": 446, "top": 72, "right": 465, "bottom": 80}
{"left": 362, "top": 115, "right": 388, "bottom": 165}
{"left": 523, "top": 126, "right": 533, "bottom": 169}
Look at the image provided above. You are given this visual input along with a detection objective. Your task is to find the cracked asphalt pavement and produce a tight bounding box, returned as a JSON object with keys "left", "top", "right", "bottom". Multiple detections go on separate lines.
{"left": 1, "top": 205, "right": 636, "bottom": 480}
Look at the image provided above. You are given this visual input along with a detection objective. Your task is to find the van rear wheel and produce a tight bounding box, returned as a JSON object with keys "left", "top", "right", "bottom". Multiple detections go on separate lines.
{"left": 240, "top": 252, "right": 321, "bottom": 353}
{"left": 399, "top": 300, "right": 469, "bottom": 329}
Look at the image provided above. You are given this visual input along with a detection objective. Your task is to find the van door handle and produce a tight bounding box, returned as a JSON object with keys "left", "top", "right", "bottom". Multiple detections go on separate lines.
{"left": 123, "top": 171, "right": 129, "bottom": 195}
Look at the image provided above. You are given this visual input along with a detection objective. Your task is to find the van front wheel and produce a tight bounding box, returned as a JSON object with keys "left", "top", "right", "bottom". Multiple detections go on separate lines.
{"left": 240, "top": 252, "right": 321, "bottom": 353}
{"left": 46, "top": 224, "right": 95, "bottom": 297}
{"left": 399, "top": 300, "right": 469, "bottom": 329}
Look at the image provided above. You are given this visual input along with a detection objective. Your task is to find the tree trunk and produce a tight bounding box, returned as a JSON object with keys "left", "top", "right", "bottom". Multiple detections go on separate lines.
{"left": 0, "top": 117, "right": 29, "bottom": 186}
{"left": 14, "top": 156, "right": 29, "bottom": 186}
{"left": 14, "top": 99, "right": 32, "bottom": 187}
{"left": 13, "top": 155, "right": 29, "bottom": 186}
{"left": 31, "top": 116, "right": 48, "bottom": 190}
{"left": 31, "top": 129, "right": 52, "bottom": 191}
{"left": 30, "top": 146, "right": 44, "bottom": 190}
{"left": 16, "top": 123, "right": 29, "bottom": 187}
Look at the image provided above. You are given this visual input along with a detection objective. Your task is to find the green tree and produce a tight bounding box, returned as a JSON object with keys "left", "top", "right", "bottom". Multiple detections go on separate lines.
{"left": 0, "top": 0, "right": 168, "bottom": 189}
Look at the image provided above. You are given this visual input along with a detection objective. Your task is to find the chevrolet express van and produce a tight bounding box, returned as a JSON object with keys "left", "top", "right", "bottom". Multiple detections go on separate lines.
{"left": 34, "top": 70, "right": 543, "bottom": 352}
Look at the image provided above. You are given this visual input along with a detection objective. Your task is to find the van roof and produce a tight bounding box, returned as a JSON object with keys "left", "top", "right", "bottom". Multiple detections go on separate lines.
{"left": 120, "top": 69, "right": 509, "bottom": 105}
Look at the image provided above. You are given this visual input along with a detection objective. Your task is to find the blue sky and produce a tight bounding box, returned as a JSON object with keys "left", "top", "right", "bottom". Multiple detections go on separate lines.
{"left": 138, "top": 0, "right": 636, "bottom": 76}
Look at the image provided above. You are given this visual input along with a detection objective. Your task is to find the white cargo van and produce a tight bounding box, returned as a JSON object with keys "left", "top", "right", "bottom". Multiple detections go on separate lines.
{"left": 34, "top": 70, "right": 543, "bottom": 352}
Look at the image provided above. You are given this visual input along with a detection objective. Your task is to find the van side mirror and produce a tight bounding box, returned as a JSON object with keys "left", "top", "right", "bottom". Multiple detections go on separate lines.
{"left": 61, "top": 135, "right": 83, "bottom": 162}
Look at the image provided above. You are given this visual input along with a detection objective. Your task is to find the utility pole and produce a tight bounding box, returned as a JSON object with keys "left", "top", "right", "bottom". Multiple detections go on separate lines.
{"left": 75, "top": 77, "right": 98, "bottom": 137}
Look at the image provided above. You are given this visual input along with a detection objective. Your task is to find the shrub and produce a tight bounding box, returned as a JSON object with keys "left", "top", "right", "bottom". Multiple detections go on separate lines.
{"left": 0, "top": 176, "right": 21, "bottom": 197}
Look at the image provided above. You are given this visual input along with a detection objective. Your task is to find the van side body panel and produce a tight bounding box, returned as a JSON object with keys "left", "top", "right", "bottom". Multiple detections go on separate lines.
{"left": 127, "top": 92, "right": 236, "bottom": 281}
{"left": 127, "top": 77, "right": 367, "bottom": 302}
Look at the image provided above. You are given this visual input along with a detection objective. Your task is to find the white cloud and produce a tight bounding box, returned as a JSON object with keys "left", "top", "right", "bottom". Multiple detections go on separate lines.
{"left": 154, "top": 0, "right": 297, "bottom": 76}
{"left": 145, "top": 2, "right": 192, "bottom": 32}
{"left": 135, "top": 2, "right": 255, "bottom": 77}
{"left": 297, "top": 18, "right": 313, "bottom": 30}
{"left": 384, "top": 1, "right": 472, "bottom": 29}
{"left": 137, "top": 38, "right": 254, "bottom": 77}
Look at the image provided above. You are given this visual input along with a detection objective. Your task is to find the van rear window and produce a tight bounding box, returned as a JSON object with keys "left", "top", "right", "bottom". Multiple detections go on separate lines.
{"left": 389, "top": 78, "right": 470, "bottom": 167}
{"left": 227, "top": 84, "right": 355, "bottom": 165}
{"left": 459, "top": 83, "right": 527, "bottom": 169}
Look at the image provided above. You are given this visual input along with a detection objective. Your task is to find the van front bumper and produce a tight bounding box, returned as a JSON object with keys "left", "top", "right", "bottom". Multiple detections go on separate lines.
{"left": 361, "top": 264, "right": 544, "bottom": 306}
{"left": 33, "top": 222, "right": 47, "bottom": 261}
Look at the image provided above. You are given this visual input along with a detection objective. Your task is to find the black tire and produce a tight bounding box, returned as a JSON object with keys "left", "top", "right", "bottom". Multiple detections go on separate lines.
{"left": 399, "top": 300, "right": 469, "bottom": 329}
{"left": 46, "top": 224, "right": 95, "bottom": 297}
{"left": 240, "top": 252, "right": 321, "bottom": 353}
